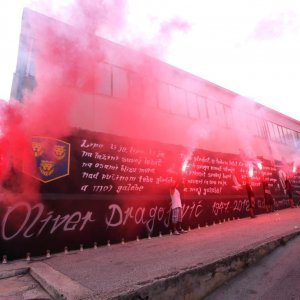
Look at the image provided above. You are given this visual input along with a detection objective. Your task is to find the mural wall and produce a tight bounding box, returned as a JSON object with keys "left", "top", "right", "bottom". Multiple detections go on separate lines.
{"left": 1, "top": 129, "right": 299, "bottom": 260}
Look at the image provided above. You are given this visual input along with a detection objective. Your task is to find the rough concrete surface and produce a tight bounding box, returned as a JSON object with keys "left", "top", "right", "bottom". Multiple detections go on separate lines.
{"left": 1, "top": 207, "right": 300, "bottom": 299}
{"left": 206, "top": 234, "right": 300, "bottom": 299}
{"left": 0, "top": 273, "right": 51, "bottom": 300}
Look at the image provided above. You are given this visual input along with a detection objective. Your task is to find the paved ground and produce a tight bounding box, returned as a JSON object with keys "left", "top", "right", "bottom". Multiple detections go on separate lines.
{"left": 0, "top": 272, "right": 51, "bottom": 300}
{"left": 1, "top": 207, "right": 300, "bottom": 299}
{"left": 206, "top": 234, "right": 300, "bottom": 299}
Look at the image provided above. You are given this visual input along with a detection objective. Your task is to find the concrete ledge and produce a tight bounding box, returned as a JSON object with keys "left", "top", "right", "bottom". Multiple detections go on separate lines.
{"left": 4, "top": 229, "right": 298, "bottom": 299}
{"left": 30, "top": 262, "right": 93, "bottom": 300}
{"left": 0, "top": 267, "right": 29, "bottom": 280}
{"left": 114, "top": 230, "right": 300, "bottom": 300}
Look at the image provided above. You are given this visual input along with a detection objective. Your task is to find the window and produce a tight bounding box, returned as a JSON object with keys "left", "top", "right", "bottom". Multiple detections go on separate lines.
{"left": 266, "top": 122, "right": 275, "bottom": 141}
{"left": 233, "top": 111, "right": 247, "bottom": 130}
{"left": 292, "top": 130, "right": 299, "bottom": 147}
{"left": 23, "top": 37, "right": 35, "bottom": 76}
{"left": 112, "top": 66, "right": 128, "bottom": 99}
{"left": 169, "top": 85, "right": 187, "bottom": 116}
{"left": 206, "top": 100, "right": 217, "bottom": 123}
{"left": 261, "top": 120, "right": 269, "bottom": 139}
{"left": 287, "top": 129, "right": 296, "bottom": 147}
{"left": 95, "top": 62, "right": 111, "bottom": 96}
{"left": 273, "top": 124, "right": 281, "bottom": 143}
{"left": 215, "top": 102, "right": 226, "bottom": 127}
{"left": 186, "top": 92, "right": 199, "bottom": 119}
{"left": 143, "top": 78, "right": 157, "bottom": 108}
{"left": 282, "top": 127, "right": 288, "bottom": 145}
{"left": 157, "top": 82, "right": 170, "bottom": 111}
{"left": 129, "top": 73, "right": 143, "bottom": 102}
{"left": 246, "top": 115, "right": 257, "bottom": 136}
{"left": 277, "top": 125, "right": 285, "bottom": 144}
{"left": 197, "top": 96, "right": 208, "bottom": 119}
{"left": 255, "top": 119, "right": 263, "bottom": 137}
{"left": 224, "top": 106, "right": 233, "bottom": 128}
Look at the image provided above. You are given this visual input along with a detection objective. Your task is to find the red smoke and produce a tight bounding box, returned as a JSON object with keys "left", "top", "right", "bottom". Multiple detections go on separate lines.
{"left": 0, "top": 100, "right": 39, "bottom": 200}
{"left": 0, "top": 1, "right": 148, "bottom": 198}
{"left": 20, "top": 0, "right": 192, "bottom": 144}
{"left": 160, "top": 18, "right": 190, "bottom": 37}
{"left": 21, "top": 0, "right": 131, "bottom": 139}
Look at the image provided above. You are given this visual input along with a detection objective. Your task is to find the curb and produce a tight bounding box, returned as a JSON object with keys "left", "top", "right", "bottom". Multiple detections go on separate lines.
{"left": 30, "top": 262, "right": 93, "bottom": 300}
{"left": 111, "top": 229, "right": 300, "bottom": 300}
{"left": 2, "top": 229, "right": 300, "bottom": 300}
{"left": 0, "top": 267, "right": 29, "bottom": 280}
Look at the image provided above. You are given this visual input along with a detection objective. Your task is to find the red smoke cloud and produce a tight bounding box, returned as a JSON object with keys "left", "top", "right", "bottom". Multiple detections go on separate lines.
{"left": 0, "top": 100, "right": 39, "bottom": 201}
{"left": 160, "top": 18, "right": 190, "bottom": 37}
{"left": 1, "top": 0, "right": 153, "bottom": 198}
{"left": 22, "top": 0, "right": 130, "bottom": 139}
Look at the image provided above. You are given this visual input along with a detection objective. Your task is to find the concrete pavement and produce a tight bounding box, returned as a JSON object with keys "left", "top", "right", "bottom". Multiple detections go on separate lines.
{"left": 1, "top": 207, "right": 300, "bottom": 299}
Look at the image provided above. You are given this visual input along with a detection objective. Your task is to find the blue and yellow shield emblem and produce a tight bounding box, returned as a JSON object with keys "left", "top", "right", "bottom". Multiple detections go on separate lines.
{"left": 30, "top": 137, "right": 70, "bottom": 183}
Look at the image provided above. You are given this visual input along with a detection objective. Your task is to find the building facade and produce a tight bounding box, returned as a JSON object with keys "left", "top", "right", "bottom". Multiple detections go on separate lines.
{"left": 1, "top": 8, "right": 299, "bottom": 260}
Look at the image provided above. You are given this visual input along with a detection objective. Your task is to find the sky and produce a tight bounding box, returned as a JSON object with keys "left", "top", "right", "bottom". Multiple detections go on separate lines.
{"left": 0, "top": 0, "right": 300, "bottom": 121}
